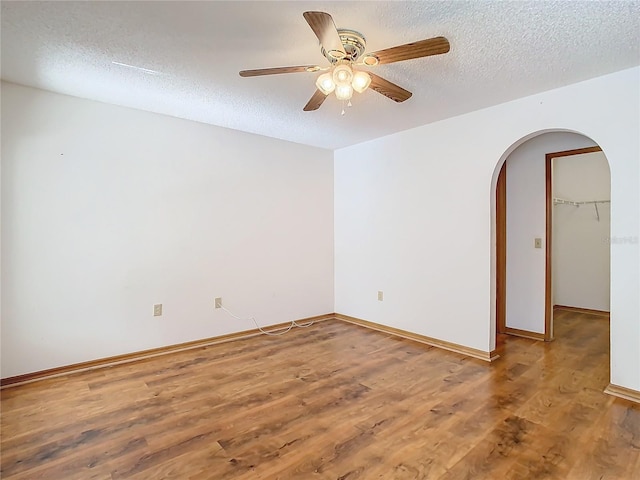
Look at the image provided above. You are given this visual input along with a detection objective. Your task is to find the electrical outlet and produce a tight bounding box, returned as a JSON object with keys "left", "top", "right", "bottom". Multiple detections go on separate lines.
{"left": 153, "top": 304, "right": 162, "bottom": 316}
{"left": 534, "top": 238, "right": 542, "bottom": 249}
{"left": 215, "top": 297, "right": 222, "bottom": 309}
{"left": 377, "top": 291, "right": 384, "bottom": 301}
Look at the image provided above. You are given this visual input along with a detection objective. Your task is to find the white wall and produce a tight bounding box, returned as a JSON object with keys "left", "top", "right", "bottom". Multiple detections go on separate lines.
{"left": 3, "top": 69, "right": 639, "bottom": 394}
{"left": 1, "top": 82, "right": 335, "bottom": 378}
{"left": 505, "top": 133, "right": 597, "bottom": 333}
{"left": 335, "top": 67, "right": 639, "bottom": 391}
{"left": 553, "top": 151, "right": 610, "bottom": 311}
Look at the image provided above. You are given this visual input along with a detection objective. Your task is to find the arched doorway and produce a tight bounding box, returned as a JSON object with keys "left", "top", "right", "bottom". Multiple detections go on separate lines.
{"left": 491, "top": 131, "right": 610, "bottom": 345}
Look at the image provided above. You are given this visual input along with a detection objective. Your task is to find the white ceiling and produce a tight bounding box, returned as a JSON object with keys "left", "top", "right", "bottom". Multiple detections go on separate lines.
{"left": 2, "top": 1, "right": 639, "bottom": 150}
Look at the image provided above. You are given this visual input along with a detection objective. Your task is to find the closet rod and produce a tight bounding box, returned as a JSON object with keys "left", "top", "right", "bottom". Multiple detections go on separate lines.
{"left": 553, "top": 198, "right": 610, "bottom": 206}
{"left": 553, "top": 197, "right": 609, "bottom": 221}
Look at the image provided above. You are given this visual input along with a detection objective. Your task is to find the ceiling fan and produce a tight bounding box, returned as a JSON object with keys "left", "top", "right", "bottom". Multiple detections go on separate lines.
{"left": 239, "top": 11, "right": 450, "bottom": 112}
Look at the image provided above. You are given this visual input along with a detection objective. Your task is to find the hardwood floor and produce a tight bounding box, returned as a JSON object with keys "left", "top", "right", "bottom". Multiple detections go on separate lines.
{"left": 1, "top": 311, "right": 638, "bottom": 479}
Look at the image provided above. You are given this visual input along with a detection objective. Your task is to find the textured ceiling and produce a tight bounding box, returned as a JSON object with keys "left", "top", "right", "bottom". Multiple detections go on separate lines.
{"left": 2, "top": 1, "right": 639, "bottom": 150}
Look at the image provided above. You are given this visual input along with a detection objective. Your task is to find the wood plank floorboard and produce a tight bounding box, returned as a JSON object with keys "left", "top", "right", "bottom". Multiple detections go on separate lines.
{"left": 1, "top": 311, "right": 639, "bottom": 479}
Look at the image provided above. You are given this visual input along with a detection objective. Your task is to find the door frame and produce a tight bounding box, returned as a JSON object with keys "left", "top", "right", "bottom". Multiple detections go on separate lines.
{"left": 496, "top": 162, "right": 506, "bottom": 336}
{"left": 496, "top": 145, "right": 603, "bottom": 341}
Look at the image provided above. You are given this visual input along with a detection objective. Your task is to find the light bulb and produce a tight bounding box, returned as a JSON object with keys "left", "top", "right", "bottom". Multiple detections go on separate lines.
{"left": 332, "top": 64, "right": 353, "bottom": 86}
{"left": 315, "top": 72, "right": 335, "bottom": 95}
{"left": 352, "top": 71, "right": 371, "bottom": 93}
{"left": 335, "top": 84, "right": 353, "bottom": 101}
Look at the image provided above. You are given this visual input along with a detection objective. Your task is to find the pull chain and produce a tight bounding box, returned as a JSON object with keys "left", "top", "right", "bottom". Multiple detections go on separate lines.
{"left": 341, "top": 99, "right": 353, "bottom": 115}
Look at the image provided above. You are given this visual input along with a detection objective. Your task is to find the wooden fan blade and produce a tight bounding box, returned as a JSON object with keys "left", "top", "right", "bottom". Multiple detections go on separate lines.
{"left": 367, "top": 36, "right": 450, "bottom": 65}
{"left": 368, "top": 72, "right": 412, "bottom": 103}
{"left": 303, "top": 11, "right": 346, "bottom": 60}
{"left": 239, "top": 65, "right": 319, "bottom": 77}
{"left": 303, "top": 89, "right": 328, "bottom": 111}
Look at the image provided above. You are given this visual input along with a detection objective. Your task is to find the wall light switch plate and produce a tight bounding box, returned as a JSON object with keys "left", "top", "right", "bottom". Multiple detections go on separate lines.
{"left": 153, "top": 304, "right": 162, "bottom": 316}
{"left": 377, "top": 291, "right": 384, "bottom": 301}
{"left": 534, "top": 238, "right": 542, "bottom": 249}
{"left": 215, "top": 297, "right": 222, "bottom": 309}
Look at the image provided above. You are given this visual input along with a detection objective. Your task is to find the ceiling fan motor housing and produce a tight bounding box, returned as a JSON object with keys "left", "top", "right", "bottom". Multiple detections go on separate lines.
{"left": 322, "top": 29, "right": 366, "bottom": 63}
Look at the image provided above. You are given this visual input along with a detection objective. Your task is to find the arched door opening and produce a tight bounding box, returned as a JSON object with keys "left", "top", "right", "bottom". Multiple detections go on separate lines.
{"left": 491, "top": 131, "right": 610, "bottom": 349}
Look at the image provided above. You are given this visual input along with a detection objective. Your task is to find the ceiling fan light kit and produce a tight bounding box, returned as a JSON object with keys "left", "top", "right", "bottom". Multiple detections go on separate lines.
{"left": 239, "top": 11, "right": 450, "bottom": 112}
{"left": 315, "top": 62, "right": 372, "bottom": 99}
